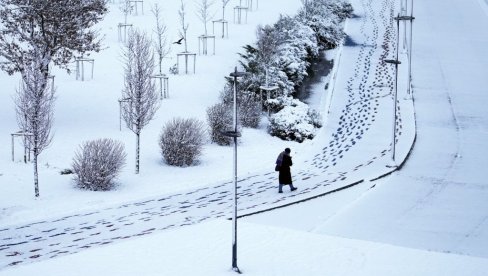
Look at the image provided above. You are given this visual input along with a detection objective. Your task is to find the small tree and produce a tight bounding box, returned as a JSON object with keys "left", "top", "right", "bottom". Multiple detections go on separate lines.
{"left": 207, "top": 102, "right": 233, "bottom": 145}
{"left": 151, "top": 3, "right": 170, "bottom": 75}
{"left": 159, "top": 118, "right": 206, "bottom": 167}
{"left": 178, "top": 0, "right": 190, "bottom": 52}
{"left": 120, "top": 0, "right": 133, "bottom": 24}
{"left": 14, "top": 60, "right": 55, "bottom": 197}
{"left": 121, "top": 29, "right": 160, "bottom": 174}
{"left": 72, "top": 138, "right": 126, "bottom": 191}
{"left": 220, "top": 0, "right": 231, "bottom": 20}
{"left": 196, "top": 0, "right": 215, "bottom": 36}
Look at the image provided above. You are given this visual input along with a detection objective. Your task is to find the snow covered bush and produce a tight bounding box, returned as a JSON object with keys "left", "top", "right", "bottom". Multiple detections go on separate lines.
{"left": 325, "top": 0, "right": 354, "bottom": 21}
{"left": 268, "top": 100, "right": 322, "bottom": 142}
{"left": 72, "top": 139, "right": 126, "bottom": 191}
{"left": 274, "top": 15, "right": 318, "bottom": 88}
{"left": 238, "top": 93, "right": 262, "bottom": 128}
{"left": 160, "top": 118, "right": 206, "bottom": 166}
{"left": 220, "top": 84, "right": 261, "bottom": 128}
{"left": 298, "top": 0, "right": 351, "bottom": 49}
{"left": 207, "top": 102, "right": 233, "bottom": 145}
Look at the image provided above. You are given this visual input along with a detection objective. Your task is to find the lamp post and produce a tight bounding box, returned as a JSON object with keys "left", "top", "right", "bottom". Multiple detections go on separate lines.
{"left": 223, "top": 67, "right": 246, "bottom": 274}
{"left": 394, "top": 13, "right": 415, "bottom": 96}
{"left": 384, "top": 12, "right": 416, "bottom": 164}
{"left": 384, "top": 58, "right": 401, "bottom": 164}
{"left": 384, "top": 15, "right": 401, "bottom": 164}
{"left": 407, "top": 0, "right": 415, "bottom": 96}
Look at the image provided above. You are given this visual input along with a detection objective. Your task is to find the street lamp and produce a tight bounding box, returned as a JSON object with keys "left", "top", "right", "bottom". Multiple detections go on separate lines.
{"left": 395, "top": 14, "right": 415, "bottom": 96}
{"left": 222, "top": 66, "right": 246, "bottom": 274}
{"left": 384, "top": 58, "right": 401, "bottom": 164}
{"left": 406, "top": 0, "right": 415, "bottom": 96}
{"left": 384, "top": 12, "right": 415, "bottom": 165}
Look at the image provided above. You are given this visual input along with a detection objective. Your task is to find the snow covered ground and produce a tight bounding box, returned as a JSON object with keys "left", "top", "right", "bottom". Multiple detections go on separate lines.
{"left": 1, "top": 220, "right": 488, "bottom": 276}
{"left": 1, "top": 0, "right": 488, "bottom": 275}
{"left": 0, "top": 0, "right": 302, "bottom": 225}
{"left": 247, "top": 0, "right": 488, "bottom": 259}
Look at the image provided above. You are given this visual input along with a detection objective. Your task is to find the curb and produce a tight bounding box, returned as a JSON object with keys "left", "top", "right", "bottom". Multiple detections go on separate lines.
{"left": 231, "top": 179, "right": 364, "bottom": 219}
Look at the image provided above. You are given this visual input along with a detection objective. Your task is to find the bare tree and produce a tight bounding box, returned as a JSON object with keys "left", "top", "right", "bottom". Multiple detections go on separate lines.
{"left": 120, "top": 0, "right": 132, "bottom": 24}
{"left": 196, "top": 0, "right": 215, "bottom": 36}
{"left": 121, "top": 29, "right": 160, "bottom": 174}
{"left": 221, "top": 0, "right": 231, "bottom": 20}
{"left": 151, "top": 3, "right": 170, "bottom": 74}
{"left": 14, "top": 58, "right": 55, "bottom": 197}
{"left": 178, "top": 0, "right": 190, "bottom": 52}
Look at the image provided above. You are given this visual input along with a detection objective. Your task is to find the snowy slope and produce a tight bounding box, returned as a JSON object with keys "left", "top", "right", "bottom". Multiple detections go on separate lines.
{"left": 0, "top": 0, "right": 302, "bottom": 225}
{"left": 1, "top": 220, "right": 488, "bottom": 276}
{"left": 247, "top": 0, "right": 488, "bottom": 260}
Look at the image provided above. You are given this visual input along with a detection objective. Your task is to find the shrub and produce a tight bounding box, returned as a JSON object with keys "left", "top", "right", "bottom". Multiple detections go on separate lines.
{"left": 268, "top": 101, "right": 322, "bottom": 142}
{"left": 220, "top": 84, "right": 261, "bottom": 128}
{"left": 239, "top": 92, "right": 262, "bottom": 128}
{"left": 160, "top": 117, "right": 206, "bottom": 166}
{"left": 207, "top": 102, "right": 233, "bottom": 145}
{"left": 72, "top": 139, "right": 126, "bottom": 191}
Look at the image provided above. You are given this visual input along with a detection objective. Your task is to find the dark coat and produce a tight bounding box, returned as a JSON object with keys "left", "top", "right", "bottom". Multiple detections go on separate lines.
{"left": 278, "top": 154, "right": 293, "bottom": 185}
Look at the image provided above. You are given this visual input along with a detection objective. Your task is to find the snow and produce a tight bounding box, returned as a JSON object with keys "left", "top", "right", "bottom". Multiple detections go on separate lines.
{"left": 0, "top": 0, "right": 302, "bottom": 226}
{"left": 1, "top": 0, "right": 488, "bottom": 275}
{"left": 2, "top": 220, "right": 488, "bottom": 276}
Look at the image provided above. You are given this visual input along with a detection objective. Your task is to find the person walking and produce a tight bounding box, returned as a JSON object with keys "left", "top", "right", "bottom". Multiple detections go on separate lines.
{"left": 276, "top": 148, "right": 297, "bottom": 193}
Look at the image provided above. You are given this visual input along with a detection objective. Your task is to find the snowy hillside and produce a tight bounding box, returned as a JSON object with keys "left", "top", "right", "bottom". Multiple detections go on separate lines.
{"left": 0, "top": 0, "right": 303, "bottom": 224}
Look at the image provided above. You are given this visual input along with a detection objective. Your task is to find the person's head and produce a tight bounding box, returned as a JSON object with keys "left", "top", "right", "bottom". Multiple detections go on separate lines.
{"left": 285, "top": 148, "right": 291, "bottom": 154}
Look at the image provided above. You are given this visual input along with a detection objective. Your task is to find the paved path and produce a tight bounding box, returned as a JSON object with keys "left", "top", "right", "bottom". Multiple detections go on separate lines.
{"left": 0, "top": 0, "right": 411, "bottom": 269}
{"left": 311, "top": 0, "right": 488, "bottom": 258}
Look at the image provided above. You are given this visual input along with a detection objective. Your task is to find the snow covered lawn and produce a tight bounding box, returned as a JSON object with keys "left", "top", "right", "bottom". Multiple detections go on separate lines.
{"left": 1, "top": 220, "right": 487, "bottom": 276}
{"left": 0, "top": 0, "right": 302, "bottom": 225}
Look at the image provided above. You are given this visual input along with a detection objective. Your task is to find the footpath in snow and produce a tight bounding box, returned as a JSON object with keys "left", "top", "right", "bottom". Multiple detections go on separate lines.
{"left": 246, "top": 0, "right": 488, "bottom": 267}
{"left": 1, "top": 220, "right": 488, "bottom": 276}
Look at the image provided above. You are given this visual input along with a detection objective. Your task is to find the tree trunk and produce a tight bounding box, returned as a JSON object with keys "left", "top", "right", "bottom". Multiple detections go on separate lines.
{"left": 33, "top": 150, "right": 39, "bottom": 197}
{"left": 135, "top": 133, "right": 140, "bottom": 174}
{"left": 184, "top": 30, "right": 188, "bottom": 52}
